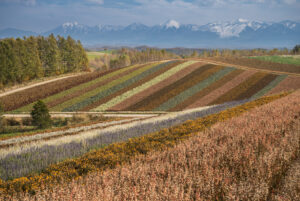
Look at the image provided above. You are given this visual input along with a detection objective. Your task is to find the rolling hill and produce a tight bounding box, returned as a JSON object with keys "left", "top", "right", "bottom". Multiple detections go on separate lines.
{"left": 1, "top": 59, "right": 299, "bottom": 113}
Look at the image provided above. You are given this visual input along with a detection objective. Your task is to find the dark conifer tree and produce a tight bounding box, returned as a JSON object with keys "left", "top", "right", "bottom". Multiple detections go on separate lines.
{"left": 31, "top": 100, "right": 51, "bottom": 129}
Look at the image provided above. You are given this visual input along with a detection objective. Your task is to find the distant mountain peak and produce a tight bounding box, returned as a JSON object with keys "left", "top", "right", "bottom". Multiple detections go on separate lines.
{"left": 237, "top": 18, "right": 248, "bottom": 23}
{"left": 201, "top": 19, "right": 268, "bottom": 38}
{"left": 162, "top": 20, "right": 180, "bottom": 29}
{"left": 126, "top": 23, "right": 149, "bottom": 30}
{"left": 62, "top": 21, "right": 79, "bottom": 28}
{"left": 280, "top": 20, "right": 297, "bottom": 29}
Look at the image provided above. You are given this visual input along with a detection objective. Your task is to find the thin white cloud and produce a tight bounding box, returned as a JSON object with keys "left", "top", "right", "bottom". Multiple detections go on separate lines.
{"left": 0, "top": 0, "right": 36, "bottom": 6}
{"left": 86, "top": 0, "right": 104, "bottom": 5}
{"left": 283, "top": 0, "right": 297, "bottom": 4}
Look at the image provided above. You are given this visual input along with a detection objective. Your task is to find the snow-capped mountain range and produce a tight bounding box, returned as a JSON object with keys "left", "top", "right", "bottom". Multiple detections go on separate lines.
{"left": 1, "top": 19, "right": 299, "bottom": 48}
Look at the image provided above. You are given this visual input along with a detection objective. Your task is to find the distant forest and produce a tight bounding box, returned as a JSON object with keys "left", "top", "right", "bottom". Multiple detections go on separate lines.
{"left": 0, "top": 34, "right": 88, "bottom": 88}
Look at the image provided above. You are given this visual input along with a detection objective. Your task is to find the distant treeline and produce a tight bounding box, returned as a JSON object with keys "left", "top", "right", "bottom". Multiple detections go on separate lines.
{"left": 94, "top": 48, "right": 179, "bottom": 70}
{"left": 185, "top": 46, "right": 300, "bottom": 58}
{"left": 0, "top": 34, "right": 88, "bottom": 88}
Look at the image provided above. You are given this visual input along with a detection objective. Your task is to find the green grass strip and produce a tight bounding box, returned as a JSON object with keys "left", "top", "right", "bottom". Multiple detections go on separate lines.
{"left": 63, "top": 61, "right": 175, "bottom": 111}
{"left": 93, "top": 61, "right": 198, "bottom": 111}
{"left": 15, "top": 65, "right": 142, "bottom": 112}
{"left": 52, "top": 63, "right": 160, "bottom": 111}
{"left": 155, "top": 67, "right": 235, "bottom": 111}
{"left": 250, "top": 56, "right": 300, "bottom": 66}
{"left": 251, "top": 74, "right": 288, "bottom": 99}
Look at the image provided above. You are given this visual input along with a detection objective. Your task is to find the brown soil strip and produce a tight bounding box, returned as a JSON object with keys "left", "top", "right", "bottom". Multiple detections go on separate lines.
{"left": 80, "top": 61, "right": 184, "bottom": 111}
{"left": 0, "top": 69, "right": 118, "bottom": 111}
{"left": 46, "top": 64, "right": 147, "bottom": 108}
{"left": 211, "top": 72, "right": 267, "bottom": 105}
{"left": 171, "top": 69, "right": 244, "bottom": 111}
{"left": 185, "top": 70, "right": 257, "bottom": 109}
{"left": 234, "top": 74, "right": 278, "bottom": 100}
{"left": 266, "top": 76, "right": 300, "bottom": 95}
{"left": 111, "top": 62, "right": 206, "bottom": 111}
{"left": 134, "top": 64, "right": 223, "bottom": 111}
{"left": 209, "top": 57, "right": 300, "bottom": 74}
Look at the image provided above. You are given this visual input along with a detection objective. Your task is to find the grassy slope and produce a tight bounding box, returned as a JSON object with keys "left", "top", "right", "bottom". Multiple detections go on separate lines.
{"left": 250, "top": 55, "right": 300, "bottom": 66}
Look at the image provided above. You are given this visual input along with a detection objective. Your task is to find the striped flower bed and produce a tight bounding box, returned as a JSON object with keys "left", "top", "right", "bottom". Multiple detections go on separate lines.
{"left": 234, "top": 73, "right": 278, "bottom": 100}
{"left": 185, "top": 70, "right": 256, "bottom": 109}
{"left": 211, "top": 72, "right": 267, "bottom": 105}
{"left": 92, "top": 61, "right": 198, "bottom": 111}
{"left": 171, "top": 69, "right": 243, "bottom": 111}
{"left": 46, "top": 65, "right": 143, "bottom": 109}
{"left": 62, "top": 62, "right": 175, "bottom": 112}
{"left": 266, "top": 76, "right": 300, "bottom": 95}
{"left": 15, "top": 64, "right": 144, "bottom": 112}
{"left": 252, "top": 75, "right": 287, "bottom": 99}
{"left": 81, "top": 61, "right": 184, "bottom": 111}
{"left": 6, "top": 59, "right": 300, "bottom": 113}
{"left": 155, "top": 67, "right": 235, "bottom": 111}
{"left": 126, "top": 64, "right": 219, "bottom": 111}
{"left": 112, "top": 62, "right": 204, "bottom": 111}
{"left": 51, "top": 62, "right": 161, "bottom": 111}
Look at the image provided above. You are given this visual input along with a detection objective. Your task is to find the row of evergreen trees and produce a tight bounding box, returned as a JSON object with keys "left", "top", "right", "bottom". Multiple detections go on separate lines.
{"left": 109, "top": 48, "right": 179, "bottom": 69}
{"left": 0, "top": 34, "right": 88, "bottom": 88}
{"left": 187, "top": 46, "right": 300, "bottom": 58}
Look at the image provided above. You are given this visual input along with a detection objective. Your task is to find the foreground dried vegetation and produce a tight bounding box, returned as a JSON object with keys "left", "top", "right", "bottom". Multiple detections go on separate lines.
{"left": 9, "top": 90, "right": 299, "bottom": 201}
{"left": 0, "top": 92, "right": 291, "bottom": 199}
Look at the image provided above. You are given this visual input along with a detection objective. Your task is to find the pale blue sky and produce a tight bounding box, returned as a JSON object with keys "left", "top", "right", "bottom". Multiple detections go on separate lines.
{"left": 0, "top": 0, "right": 299, "bottom": 32}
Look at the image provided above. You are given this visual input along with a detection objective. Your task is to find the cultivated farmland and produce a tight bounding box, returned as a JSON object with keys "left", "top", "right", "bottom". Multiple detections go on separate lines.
{"left": 0, "top": 91, "right": 296, "bottom": 199}
{"left": 20, "top": 91, "right": 299, "bottom": 201}
{"left": 0, "top": 56, "right": 299, "bottom": 199}
{"left": 1, "top": 59, "right": 299, "bottom": 113}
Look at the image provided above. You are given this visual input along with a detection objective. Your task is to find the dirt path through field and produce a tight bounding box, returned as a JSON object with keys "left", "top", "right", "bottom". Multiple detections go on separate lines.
{"left": 0, "top": 73, "right": 84, "bottom": 98}
{"left": 197, "top": 59, "right": 300, "bottom": 76}
{"left": 3, "top": 113, "right": 160, "bottom": 118}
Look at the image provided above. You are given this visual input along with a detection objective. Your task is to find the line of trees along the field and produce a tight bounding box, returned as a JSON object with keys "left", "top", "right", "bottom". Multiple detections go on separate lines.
{"left": 188, "top": 46, "right": 300, "bottom": 58}
{"left": 0, "top": 34, "right": 88, "bottom": 88}
{"left": 94, "top": 48, "right": 179, "bottom": 70}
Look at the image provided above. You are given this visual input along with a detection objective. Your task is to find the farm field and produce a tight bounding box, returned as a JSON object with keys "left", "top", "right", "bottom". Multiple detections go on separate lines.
{"left": 1, "top": 59, "right": 299, "bottom": 113}
{"left": 86, "top": 51, "right": 112, "bottom": 61}
{"left": 25, "top": 91, "right": 299, "bottom": 201}
{"left": 0, "top": 57, "right": 299, "bottom": 199}
{"left": 249, "top": 55, "right": 300, "bottom": 66}
{"left": 209, "top": 56, "right": 300, "bottom": 74}
{"left": 0, "top": 91, "right": 297, "bottom": 199}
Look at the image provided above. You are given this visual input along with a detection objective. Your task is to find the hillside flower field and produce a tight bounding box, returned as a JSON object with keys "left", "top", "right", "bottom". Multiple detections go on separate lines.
{"left": 0, "top": 60, "right": 299, "bottom": 113}
{"left": 0, "top": 58, "right": 299, "bottom": 200}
